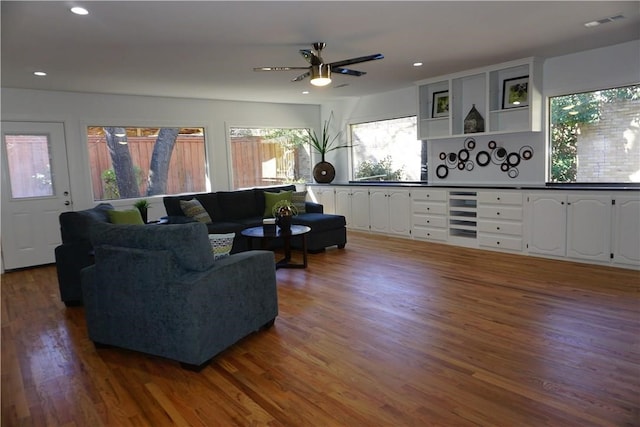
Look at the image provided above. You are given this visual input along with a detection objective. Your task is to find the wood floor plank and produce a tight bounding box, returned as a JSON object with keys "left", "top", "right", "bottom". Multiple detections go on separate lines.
{"left": 2, "top": 231, "right": 638, "bottom": 426}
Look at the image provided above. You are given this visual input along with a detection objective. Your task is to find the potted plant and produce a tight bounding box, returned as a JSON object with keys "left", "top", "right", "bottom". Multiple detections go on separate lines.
{"left": 271, "top": 200, "right": 298, "bottom": 232}
{"left": 133, "top": 199, "right": 150, "bottom": 223}
{"left": 306, "top": 112, "right": 352, "bottom": 183}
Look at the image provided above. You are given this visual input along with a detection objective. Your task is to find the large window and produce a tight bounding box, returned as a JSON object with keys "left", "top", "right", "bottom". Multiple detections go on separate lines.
{"left": 350, "top": 116, "right": 423, "bottom": 182}
{"left": 88, "top": 126, "right": 207, "bottom": 200}
{"left": 229, "top": 127, "right": 311, "bottom": 189}
{"left": 549, "top": 84, "right": 640, "bottom": 183}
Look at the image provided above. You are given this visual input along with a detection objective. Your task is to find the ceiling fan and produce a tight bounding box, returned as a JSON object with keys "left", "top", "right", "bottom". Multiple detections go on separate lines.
{"left": 254, "top": 42, "right": 384, "bottom": 87}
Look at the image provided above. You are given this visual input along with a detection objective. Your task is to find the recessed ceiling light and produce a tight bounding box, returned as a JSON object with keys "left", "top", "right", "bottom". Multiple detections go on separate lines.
{"left": 70, "top": 6, "right": 89, "bottom": 15}
{"left": 33, "top": 71, "right": 47, "bottom": 77}
{"left": 413, "top": 62, "right": 423, "bottom": 67}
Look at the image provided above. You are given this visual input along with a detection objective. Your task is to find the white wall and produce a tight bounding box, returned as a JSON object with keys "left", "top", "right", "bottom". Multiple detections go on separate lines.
{"left": 1, "top": 89, "right": 319, "bottom": 212}
{"left": 326, "top": 39, "right": 640, "bottom": 185}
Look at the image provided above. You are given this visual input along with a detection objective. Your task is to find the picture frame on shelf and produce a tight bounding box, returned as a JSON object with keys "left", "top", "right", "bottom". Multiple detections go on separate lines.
{"left": 432, "top": 91, "right": 449, "bottom": 118}
{"left": 502, "top": 76, "right": 529, "bottom": 109}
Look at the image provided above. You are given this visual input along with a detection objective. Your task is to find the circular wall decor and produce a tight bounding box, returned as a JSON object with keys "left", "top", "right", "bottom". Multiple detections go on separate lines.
{"left": 458, "top": 148, "right": 469, "bottom": 162}
{"left": 436, "top": 164, "right": 449, "bottom": 179}
{"left": 465, "top": 161, "right": 474, "bottom": 171}
{"left": 496, "top": 147, "right": 507, "bottom": 159}
{"left": 476, "top": 151, "right": 491, "bottom": 166}
{"left": 488, "top": 140, "right": 497, "bottom": 149}
{"left": 500, "top": 162, "right": 510, "bottom": 172}
{"left": 507, "top": 152, "right": 521, "bottom": 167}
{"left": 520, "top": 145, "right": 534, "bottom": 160}
{"left": 439, "top": 152, "right": 447, "bottom": 160}
{"left": 464, "top": 137, "right": 476, "bottom": 150}
{"left": 508, "top": 168, "right": 519, "bottom": 178}
{"left": 457, "top": 162, "right": 465, "bottom": 170}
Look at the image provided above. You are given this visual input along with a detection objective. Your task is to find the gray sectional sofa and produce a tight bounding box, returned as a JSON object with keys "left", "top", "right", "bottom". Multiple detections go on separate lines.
{"left": 162, "top": 184, "right": 347, "bottom": 253}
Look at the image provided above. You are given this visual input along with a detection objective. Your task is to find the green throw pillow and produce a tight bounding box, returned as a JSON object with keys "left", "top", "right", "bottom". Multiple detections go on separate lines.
{"left": 108, "top": 209, "right": 145, "bottom": 224}
{"left": 180, "top": 199, "right": 212, "bottom": 223}
{"left": 208, "top": 233, "right": 235, "bottom": 260}
{"left": 291, "top": 191, "right": 307, "bottom": 214}
{"left": 263, "top": 190, "right": 292, "bottom": 218}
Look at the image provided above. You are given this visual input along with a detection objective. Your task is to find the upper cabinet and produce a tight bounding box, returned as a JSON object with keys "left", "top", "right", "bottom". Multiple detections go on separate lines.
{"left": 417, "top": 57, "right": 543, "bottom": 140}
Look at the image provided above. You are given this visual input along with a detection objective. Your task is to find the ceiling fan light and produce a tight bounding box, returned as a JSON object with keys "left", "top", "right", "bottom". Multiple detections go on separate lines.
{"left": 310, "top": 64, "right": 331, "bottom": 87}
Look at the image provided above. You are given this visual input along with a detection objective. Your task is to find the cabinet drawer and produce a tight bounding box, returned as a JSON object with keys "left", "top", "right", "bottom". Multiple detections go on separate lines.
{"left": 478, "top": 206, "right": 522, "bottom": 220}
{"left": 478, "top": 191, "right": 522, "bottom": 205}
{"left": 478, "top": 235, "right": 522, "bottom": 251}
{"left": 478, "top": 220, "right": 522, "bottom": 236}
{"left": 413, "top": 226, "right": 448, "bottom": 241}
{"left": 413, "top": 201, "right": 447, "bottom": 215}
{"left": 412, "top": 214, "right": 447, "bottom": 228}
{"left": 412, "top": 189, "right": 447, "bottom": 202}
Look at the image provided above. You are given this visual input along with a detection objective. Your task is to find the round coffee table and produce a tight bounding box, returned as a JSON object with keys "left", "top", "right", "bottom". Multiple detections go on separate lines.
{"left": 241, "top": 225, "right": 311, "bottom": 269}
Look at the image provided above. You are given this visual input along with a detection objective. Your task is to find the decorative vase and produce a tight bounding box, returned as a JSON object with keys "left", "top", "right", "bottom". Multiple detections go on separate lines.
{"left": 313, "top": 161, "right": 336, "bottom": 183}
{"left": 137, "top": 207, "right": 148, "bottom": 224}
{"left": 464, "top": 104, "right": 485, "bottom": 134}
{"left": 276, "top": 214, "right": 292, "bottom": 233}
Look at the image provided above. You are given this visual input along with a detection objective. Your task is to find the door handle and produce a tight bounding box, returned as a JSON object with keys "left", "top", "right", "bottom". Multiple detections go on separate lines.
{"left": 64, "top": 201, "right": 71, "bottom": 206}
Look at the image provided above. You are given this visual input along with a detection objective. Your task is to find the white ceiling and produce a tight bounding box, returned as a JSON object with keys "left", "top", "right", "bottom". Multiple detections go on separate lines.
{"left": 2, "top": 1, "right": 639, "bottom": 105}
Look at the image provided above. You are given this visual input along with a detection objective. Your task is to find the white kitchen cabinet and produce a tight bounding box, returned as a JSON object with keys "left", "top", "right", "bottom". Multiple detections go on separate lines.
{"left": 527, "top": 193, "right": 612, "bottom": 262}
{"left": 307, "top": 185, "right": 335, "bottom": 214}
{"left": 612, "top": 196, "right": 640, "bottom": 267}
{"left": 478, "top": 191, "right": 523, "bottom": 252}
{"left": 335, "top": 187, "right": 370, "bottom": 231}
{"left": 411, "top": 189, "right": 448, "bottom": 242}
{"left": 369, "top": 188, "right": 411, "bottom": 236}
{"left": 526, "top": 193, "right": 567, "bottom": 256}
{"left": 566, "top": 195, "right": 611, "bottom": 263}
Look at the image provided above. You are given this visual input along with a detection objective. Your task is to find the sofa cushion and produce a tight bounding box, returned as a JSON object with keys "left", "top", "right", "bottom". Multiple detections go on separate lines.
{"left": 208, "top": 233, "right": 235, "bottom": 260}
{"left": 180, "top": 199, "right": 212, "bottom": 223}
{"left": 291, "top": 191, "right": 307, "bottom": 214}
{"left": 90, "top": 221, "right": 215, "bottom": 272}
{"left": 263, "top": 190, "right": 292, "bottom": 218}
{"left": 108, "top": 209, "right": 145, "bottom": 225}
{"left": 217, "top": 189, "right": 258, "bottom": 220}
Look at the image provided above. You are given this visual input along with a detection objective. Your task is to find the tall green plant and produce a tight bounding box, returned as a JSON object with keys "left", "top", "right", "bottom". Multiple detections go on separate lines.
{"left": 306, "top": 112, "right": 351, "bottom": 162}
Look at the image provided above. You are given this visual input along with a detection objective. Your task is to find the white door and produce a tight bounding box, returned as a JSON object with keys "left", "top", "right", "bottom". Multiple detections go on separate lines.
{"left": 1, "top": 122, "right": 72, "bottom": 269}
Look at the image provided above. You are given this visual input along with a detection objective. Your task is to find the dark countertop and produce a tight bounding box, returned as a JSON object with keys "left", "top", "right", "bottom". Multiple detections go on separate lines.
{"left": 307, "top": 182, "right": 640, "bottom": 191}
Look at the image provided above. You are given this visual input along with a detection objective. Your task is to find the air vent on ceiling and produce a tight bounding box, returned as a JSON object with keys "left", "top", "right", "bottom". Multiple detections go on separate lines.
{"left": 584, "top": 14, "right": 625, "bottom": 27}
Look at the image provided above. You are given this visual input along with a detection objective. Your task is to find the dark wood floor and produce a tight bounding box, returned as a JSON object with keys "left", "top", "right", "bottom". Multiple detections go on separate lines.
{"left": 2, "top": 231, "right": 639, "bottom": 426}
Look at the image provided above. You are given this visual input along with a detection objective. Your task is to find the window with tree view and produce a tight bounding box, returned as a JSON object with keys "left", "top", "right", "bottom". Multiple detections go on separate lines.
{"left": 351, "top": 116, "right": 423, "bottom": 182}
{"left": 88, "top": 126, "right": 207, "bottom": 200}
{"left": 229, "top": 127, "right": 311, "bottom": 189}
{"left": 550, "top": 84, "right": 639, "bottom": 183}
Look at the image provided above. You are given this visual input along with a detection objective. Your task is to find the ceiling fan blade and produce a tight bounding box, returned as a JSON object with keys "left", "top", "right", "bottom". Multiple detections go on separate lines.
{"left": 291, "top": 71, "right": 311, "bottom": 82}
{"left": 332, "top": 67, "right": 366, "bottom": 77}
{"left": 329, "top": 53, "right": 384, "bottom": 68}
{"left": 253, "top": 66, "right": 310, "bottom": 72}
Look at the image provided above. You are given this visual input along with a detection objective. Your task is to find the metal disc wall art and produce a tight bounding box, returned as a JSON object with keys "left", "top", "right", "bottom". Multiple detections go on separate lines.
{"left": 435, "top": 138, "right": 534, "bottom": 179}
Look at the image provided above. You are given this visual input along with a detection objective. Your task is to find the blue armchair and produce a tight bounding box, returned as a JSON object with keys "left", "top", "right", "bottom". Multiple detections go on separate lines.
{"left": 81, "top": 221, "right": 278, "bottom": 370}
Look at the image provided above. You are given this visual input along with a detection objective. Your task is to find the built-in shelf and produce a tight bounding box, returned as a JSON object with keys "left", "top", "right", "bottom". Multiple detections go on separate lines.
{"left": 416, "top": 58, "right": 543, "bottom": 140}
{"left": 449, "top": 191, "right": 477, "bottom": 240}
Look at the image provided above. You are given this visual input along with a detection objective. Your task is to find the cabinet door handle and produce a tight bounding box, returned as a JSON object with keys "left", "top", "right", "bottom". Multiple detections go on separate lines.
{"left": 496, "top": 212, "right": 500, "bottom": 215}
{"left": 496, "top": 226, "right": 500, "bottom": 230}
